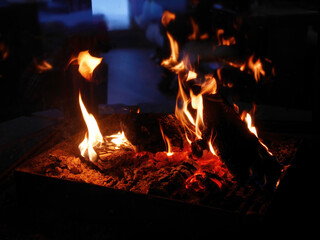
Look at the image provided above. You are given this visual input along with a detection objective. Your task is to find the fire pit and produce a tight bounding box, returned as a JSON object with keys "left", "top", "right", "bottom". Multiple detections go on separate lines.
{"left": 9, "top": 5, "right": 309, "bottom": 234}
{"left": 15, "top": 109, "right": 299, "bottom": 226}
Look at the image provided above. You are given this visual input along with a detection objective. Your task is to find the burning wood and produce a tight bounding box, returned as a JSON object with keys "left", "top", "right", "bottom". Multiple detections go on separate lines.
{"left": 159, "top": 28, "right": 282, "bottom": 188}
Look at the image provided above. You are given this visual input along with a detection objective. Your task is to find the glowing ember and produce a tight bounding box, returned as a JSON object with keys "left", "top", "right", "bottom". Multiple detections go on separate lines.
{"left": 77, "top": 50, "right": 103, "bottom": 81}
{"left": 78, "top": 92, "right": 104, "bottom": 162}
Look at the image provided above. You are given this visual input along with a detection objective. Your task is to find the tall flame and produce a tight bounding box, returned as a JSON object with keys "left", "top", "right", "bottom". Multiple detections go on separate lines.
{"left": 77, "top": 50, "right": 102, "bottom": 81}
{"left": 78, "top": 92, "right": 104, "bottom": 162}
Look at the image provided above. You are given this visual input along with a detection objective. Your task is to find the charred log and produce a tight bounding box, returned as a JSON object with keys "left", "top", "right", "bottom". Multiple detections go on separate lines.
{"left": 122, "top": 112, "right": 184, "bottom": 152}
{"left": 201, "top": 94, "right": 282, "bottom": 187}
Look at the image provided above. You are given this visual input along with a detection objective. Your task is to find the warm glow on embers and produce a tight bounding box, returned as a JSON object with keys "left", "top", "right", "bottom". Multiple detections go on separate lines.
{"left": 77, "top": 50, "right": 103, "bottom": 81}
{"left": 78, "top": 92, "right": 104, "bottom": 162}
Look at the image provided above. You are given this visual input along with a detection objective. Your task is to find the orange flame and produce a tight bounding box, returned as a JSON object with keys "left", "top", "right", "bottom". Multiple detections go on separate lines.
{"left": 241, "top": 111, "right": 273, "bottom": 156}
{"left": 77, "top": 50, "right": 102, "bottom": 81}
{"left": 248, "top": 55, "right": 265, "bottom": 82}
{"left": 217, "top": 29, "right": 236, "bottom": 46}
{"left": 107, "top": 131, "right": 132, "bottom": 150}
{"left": 35, "top": 60, "right": 53, "bottom": 73}
{"left": 0, "top": 41, "right": 9, "bottom": 60}
{"left": 161, "top": 10, "right": 176, "bottom": 27}
{"left": 161, "top": 32, "right": 183, "bottom": 71}
{"left": 78, "top": 92, "right": 104, "bottom": 161}
{"left": 159, "top": 125, "right": 174, "bottom": 156}
{"left": 188, "top": 18, "right": 199, "bottom": 40}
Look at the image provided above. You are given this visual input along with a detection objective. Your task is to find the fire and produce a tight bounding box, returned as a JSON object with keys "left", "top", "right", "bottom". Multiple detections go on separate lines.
{"left": 159, "top": 125, "right": 174, "bottom": 156}
{"left": 108, "top": 131, "right": 131, "bottom": 150}
{"left": 78, "top": 92, "right": 104, "bottom": 162}
{"left": 77, "top": 50, "right": 103, "bottom": 81}
{"left": 161, "top": 32, "right": 180, "bottom": 69}
{"left": 242, "top": 112, "right": 258, "bottom": 137}
{"left": 188, "top": 18, "right": 199, "bottom": 40}
{"left": 35, "top": 60, "right": 53, "bottom": 73}
{"left": 248, "top": 55, "right": 265, "bottom": 82}
{"left": 161, "top": 10, "right": 176, "bottom": 27}
{"left": 241, "top": 111, "right": 273, "bottom": 156}
{"left": 217, "top": 29, "right": 236, "bottom": 46}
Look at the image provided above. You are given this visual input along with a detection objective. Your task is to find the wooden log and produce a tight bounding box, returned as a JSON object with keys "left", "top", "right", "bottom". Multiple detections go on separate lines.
{"left": 122, "top": 112, "right": 184, "bottom": 153}
{"left": 201, "top": 94, "right": 282, "bottom": 187}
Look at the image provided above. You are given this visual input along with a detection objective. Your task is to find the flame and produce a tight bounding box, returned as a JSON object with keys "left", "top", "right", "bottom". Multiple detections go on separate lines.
{"left": 190, "top": 91, "right": 204, "bottom": 140}
{"left": 186, "top": 70, "right": 197, "bottom": 81}
{"left": 161, "top": 10, "right": 176, "bottom": 27}
{"left": 217, "top": 29, "right": 236, "bottom": 46}
{"left": 248, "top": 55, "right": 265, "bottom": 82}
{"left": 78, "top": 92, "right": 104, "bottom": 162}
{"left": 242, "top": 112, "right": 258, "bottom": 137}
{"left": 161, "top": 32, "right": 218, "bottom": 143}
{"left": 108, "top": 131, "right": 131, "bottom": 150}
{"left": 161, "top": 32, "right": 179, "bottom": 68}
{"left": 77, "top": 50, "right": 102, "bottom": 81}
{"left": 208, "top": 131, "right": 218, "bottom": 156}
{"left": 188, "top": 18, "right": 199, "bottom": 40}
{"left": 159, "top": 125, "right": 174, "bottom": 156}
{"left": 241, "top": 111, "right": 273, "bottom": 156}
{"left": 0, "top": 41, "right": 9, "bottom": 60}
{"left": 35, "top": 60, "right": 52, "bottom": 73}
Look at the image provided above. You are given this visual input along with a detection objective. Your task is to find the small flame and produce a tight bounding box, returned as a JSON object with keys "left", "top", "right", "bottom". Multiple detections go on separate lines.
{"left": 208, "top": 131, "right": 218, "bottom": 156}
{"left": 241, "top": 111, "right": 273, "bottom": 156}
{"left": 217, "top": 29, "right": 236, "bottom": 46}
{"left": 78, "top": 92, "right": 104, "bottom": 162}
{"left": 190, "top": 90, "right": 204, "bottom": 140}
{"left": 159, "top": 125, "right": 174, "bottom": 156}
{"left": 242, "top": 112, "right": 258, "bottom": 137}
{"left": 35, "top": 60, "right": 53, "bottom": 73}
{"left": 248, "top": 55, "right": 265, "bottom": 82}
{"left": 161, "top": 32, "right": 179, "bottom": 68}
{"left": 77, "top": 50, "right": 102, "bottom": 81}
{"left": 186, "top": 70, "right": 197, "bottom": 81}
{"left": 0, "top": 41, "right": 9, "bottom": 60}
{"left": 108, "top": 131, "right": 131, "bottom": 150}
{"left": 161, "top": 10, "right": 176, "bottom": 27}
{"left": 188, "top": 18, "right": 199, "bottom": 40}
